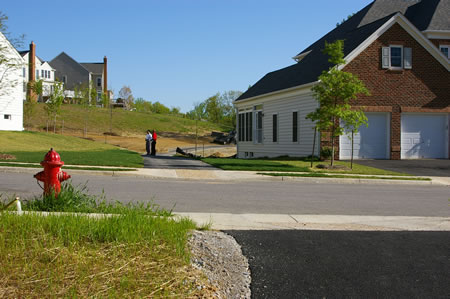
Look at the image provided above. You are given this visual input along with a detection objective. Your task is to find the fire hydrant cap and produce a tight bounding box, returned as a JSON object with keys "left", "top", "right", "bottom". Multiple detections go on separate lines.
{"left": 41, "top": 148, "right": 64, "bottom": 166}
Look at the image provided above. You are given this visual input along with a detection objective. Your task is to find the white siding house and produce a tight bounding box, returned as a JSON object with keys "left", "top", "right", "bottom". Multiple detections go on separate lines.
{"left": 235, "top": 86, "right": 319, "bottom": 158}
{"left": 0, "top": 32, "right": 24, "bottom": 131}
{"left": 20, "top": 51, "right": 56, "bottom": 101}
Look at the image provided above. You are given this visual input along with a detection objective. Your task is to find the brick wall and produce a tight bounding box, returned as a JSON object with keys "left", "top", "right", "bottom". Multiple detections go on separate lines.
{"left": 429, "top": 38, "right": 450, "bottom": 48}
{"left": 337, "top": 23, "right": 450, "bottom": 160}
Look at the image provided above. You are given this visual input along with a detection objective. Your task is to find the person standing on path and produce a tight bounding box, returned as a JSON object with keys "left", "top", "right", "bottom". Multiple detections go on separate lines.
{"left": 145, "top": 130, "right": 152, "bottom": 156}
{"left": 151, "top": 130, "right": 157, "bottom": 156}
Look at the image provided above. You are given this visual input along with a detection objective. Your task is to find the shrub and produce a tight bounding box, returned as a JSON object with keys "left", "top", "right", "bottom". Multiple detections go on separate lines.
{"left": 320, "top": 147, "right": 332, "bottom": 160}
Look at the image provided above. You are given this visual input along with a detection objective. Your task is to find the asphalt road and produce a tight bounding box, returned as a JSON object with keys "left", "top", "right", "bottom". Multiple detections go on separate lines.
{"left": 1, "top": 171, "right": 449, "bottom": 217}
{"left": 227, "top": 230, "right": 450, "bottom": 298}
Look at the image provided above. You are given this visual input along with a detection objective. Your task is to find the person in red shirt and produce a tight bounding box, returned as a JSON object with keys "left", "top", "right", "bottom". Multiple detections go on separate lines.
{"left": 151, "top": 130, "right": 157, "bottom": 156}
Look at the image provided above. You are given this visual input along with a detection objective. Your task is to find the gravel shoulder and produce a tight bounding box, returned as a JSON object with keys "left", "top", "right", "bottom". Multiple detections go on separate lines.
{"left": 189, "top": 230, "right": 251, "bottom": 298}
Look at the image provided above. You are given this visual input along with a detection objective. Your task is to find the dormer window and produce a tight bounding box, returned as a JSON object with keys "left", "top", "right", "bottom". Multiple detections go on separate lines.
{"left": 382, "top": 45, "right": 412, "bottom": 70}
{"left": 440, "top": 45, "right": 449, "bottom": 59}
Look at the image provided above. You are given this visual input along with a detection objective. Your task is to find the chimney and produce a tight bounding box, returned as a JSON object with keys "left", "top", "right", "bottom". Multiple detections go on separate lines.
{"left": 28, "top": 41, "right": 37, "bottom": 101}
{"left": 103, "top": 56, "right": 108, "bottom": 96}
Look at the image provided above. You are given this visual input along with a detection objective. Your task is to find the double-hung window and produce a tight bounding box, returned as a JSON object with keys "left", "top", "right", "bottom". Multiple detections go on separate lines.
{"left": 382, "top": 45, "right": 412, "bottom": 69}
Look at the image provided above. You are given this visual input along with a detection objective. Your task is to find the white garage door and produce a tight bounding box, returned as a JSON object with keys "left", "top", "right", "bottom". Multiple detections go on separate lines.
{"left": 401, "top": 114, "right": 448, "bottom": 159}
{"left": 340, "top": 113, "right": 390, "bottom": 159}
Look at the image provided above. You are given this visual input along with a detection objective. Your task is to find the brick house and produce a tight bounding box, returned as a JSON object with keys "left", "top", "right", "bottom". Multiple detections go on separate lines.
{"left": 234, "top": 0, "right": 450, "bottom": 160}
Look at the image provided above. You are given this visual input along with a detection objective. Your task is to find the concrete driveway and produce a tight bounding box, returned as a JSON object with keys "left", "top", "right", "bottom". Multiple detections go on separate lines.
{"left": 142, "top": 154, "right": 219, "bottom": 170}
{"left": 352, "top": 159, "right": 450, "bottom": 177}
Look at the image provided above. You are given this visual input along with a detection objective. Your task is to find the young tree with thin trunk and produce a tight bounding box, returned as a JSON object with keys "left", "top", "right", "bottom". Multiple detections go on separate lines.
{"left": 306, "top": 40, "right": 369, "bottom": 166}
{"left": 45, "top": 81, "right": 64, "bottom": 133}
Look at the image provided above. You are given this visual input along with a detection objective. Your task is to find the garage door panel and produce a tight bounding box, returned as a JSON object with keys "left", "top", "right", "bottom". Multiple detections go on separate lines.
{"left": 340, "top": 113, "right": 389, "bottom": 159}
{"left": 401, "top": 114, "right": 447, "bottom": 159}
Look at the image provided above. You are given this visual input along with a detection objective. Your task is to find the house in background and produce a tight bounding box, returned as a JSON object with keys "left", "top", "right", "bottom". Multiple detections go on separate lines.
{"left": 0, "top": 31, "right": 24, "bottom": 131}
{"left": 234, "top": 0, "right": 449, "bottom": 160}
{"left": 20, "top": 41, "right": 57, "bottom": 102}
{"left": 49, "top": 52, "right": 108, "bottom": 104}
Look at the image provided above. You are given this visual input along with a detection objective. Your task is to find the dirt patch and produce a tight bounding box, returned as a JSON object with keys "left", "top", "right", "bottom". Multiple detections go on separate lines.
{"left": 316, "top": 164, "right": 351, "bottom": 171}
{"left": 44, "top": 130, "right": 231, "bottom": 155}
{"left": 0, "top": 154, "right": 16, "bottom": 160}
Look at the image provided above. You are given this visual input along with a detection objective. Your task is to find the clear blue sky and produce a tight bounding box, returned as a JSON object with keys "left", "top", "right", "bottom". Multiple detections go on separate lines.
{"left": 4, "top": 0, "right": 372, "bottom": 112}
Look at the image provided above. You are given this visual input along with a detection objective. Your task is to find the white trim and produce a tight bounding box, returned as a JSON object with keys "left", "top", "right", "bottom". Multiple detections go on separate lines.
{"left": 389, "top": 44, "right": 403, "bottom": 69}
{"left": 234, "top": 81, "right": 317, "bottom": 105}
{"left": 0, "top": 32, "right": 25, "bottom": 62}
{"left": 340, "top": 13, "right": 450, "bottom": 72}
{"left": 422, "top": 30, "right": 450, "bottom": 40}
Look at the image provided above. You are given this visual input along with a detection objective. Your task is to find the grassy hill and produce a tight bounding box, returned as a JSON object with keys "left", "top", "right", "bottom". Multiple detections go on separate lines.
{"left": 25, "top": 103, "right": 228, "bottom": 136}
{"left": 0, "top": 131, "right": 142, "bottom": 167}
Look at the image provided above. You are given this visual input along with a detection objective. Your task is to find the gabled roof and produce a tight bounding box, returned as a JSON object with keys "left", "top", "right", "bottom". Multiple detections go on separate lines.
{"left": 359, "top": 0, "right": 450, "bottom": 31}
{"left": 49, "top": 52, "right": 89, "bottom": 73}
{"left": 0, "top": 31, "right": 25, "bottom": 62}
{"left": 236, "top": 0, "right": 450, "bottom": 102}
{"left": 18, "top": 50, "right": 44, "bottom": 64}
{"left": 80, "top": 63, "right": 104, "bottom": 74}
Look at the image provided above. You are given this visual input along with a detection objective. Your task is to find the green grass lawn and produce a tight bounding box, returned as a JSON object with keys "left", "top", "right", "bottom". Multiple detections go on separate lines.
{"left": 25, "top": 103, "right": 226, "bottom": 135}
{"left": 0, "top": 131, "right": 143, "bottom": 167}
{"left": 202, "top": 157, "right": 411, "bottom": 176}
{"left": 0, "top": 184, "right": 212, "bottom": 297}
{"left": 259, "top": 172, "right": 430, "bottom": 180}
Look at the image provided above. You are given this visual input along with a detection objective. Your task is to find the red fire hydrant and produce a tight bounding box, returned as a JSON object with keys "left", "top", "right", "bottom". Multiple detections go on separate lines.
{"left": 34, "top": 148, "right": 71, "bottom": 197}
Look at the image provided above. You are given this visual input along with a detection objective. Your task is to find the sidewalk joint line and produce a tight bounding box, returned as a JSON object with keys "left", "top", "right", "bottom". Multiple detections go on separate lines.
{"left": 289, "top": 214, "right": 299, "bottom": 223}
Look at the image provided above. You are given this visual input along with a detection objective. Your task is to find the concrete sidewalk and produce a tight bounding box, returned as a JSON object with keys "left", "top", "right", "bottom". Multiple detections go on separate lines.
{"left": 1, "top": 164, "right": 450, "bottom": 186}
{"left": 175, "top": 212, "right": 450, "bottom": 231}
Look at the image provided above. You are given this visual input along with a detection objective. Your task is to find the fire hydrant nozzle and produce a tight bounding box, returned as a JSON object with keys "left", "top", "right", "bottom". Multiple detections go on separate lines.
{"left": 34, "top": 148, "right": 71, "bottom": 197}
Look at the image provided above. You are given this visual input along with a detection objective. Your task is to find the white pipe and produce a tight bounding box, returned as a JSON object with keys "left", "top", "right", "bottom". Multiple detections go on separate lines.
{"left": 16, "top": 198, "right": 22, "bottom": 213}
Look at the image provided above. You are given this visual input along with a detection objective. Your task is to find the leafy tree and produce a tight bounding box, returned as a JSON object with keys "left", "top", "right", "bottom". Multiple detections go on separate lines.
{"left": 74, "top": 82, "right": 92, "bottom": 137}
{"left": 306, "top": 40, "right": 369, "bottom": 166}
{"left": 152, "top": 101, "right": 170, "bottom": 114}
{"left": 23, "top": 79, "right": 43, "bottom": 128}
{"left": 118, "top": 85, "right": 134, "bottom": 110}
{"left": 44, "top": 81, "right": 65, "bottom": 133}
{"left": 187, "top": 90, "right": 242, "bottom": 128}
{"left": 170, "top": 106, "right": 181, "bottom": 115}
{"left": 133, "top": 97, "right": 152, "bottom": 113}
{"left": 219, "top": 90, "right": 242, "bottom": 128}
{"left": 205, "top": 94, "right": 222, "bottom": 123}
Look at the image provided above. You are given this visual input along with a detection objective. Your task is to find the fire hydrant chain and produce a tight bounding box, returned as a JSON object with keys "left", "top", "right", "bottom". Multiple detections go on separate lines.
{"left": 34, "top": 148, "right": 71, "bottom": 197}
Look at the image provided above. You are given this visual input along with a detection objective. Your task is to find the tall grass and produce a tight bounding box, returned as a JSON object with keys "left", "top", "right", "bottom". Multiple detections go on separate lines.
{"left": 23, "top": 181, "right": 171, "bottom": 216}
{"left": 0, "top": 183, "right": 213, "bottom": 297}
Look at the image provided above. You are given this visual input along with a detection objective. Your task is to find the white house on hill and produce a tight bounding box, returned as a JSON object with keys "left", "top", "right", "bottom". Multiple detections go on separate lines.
{"left": 0, "top": 31, "right": 24, "bottom": 131}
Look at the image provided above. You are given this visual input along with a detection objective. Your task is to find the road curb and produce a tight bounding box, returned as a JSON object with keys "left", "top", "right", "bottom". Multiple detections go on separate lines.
{"left": 0, "top": 166, "right": 447, "bottom": 186}
{"left": 175, "top": 213, "right": 450, "bottom": 231}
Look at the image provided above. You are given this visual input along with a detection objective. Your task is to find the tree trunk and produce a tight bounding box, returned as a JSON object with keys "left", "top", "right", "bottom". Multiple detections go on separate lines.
{"left": 351, "top": 130, "right": 354, "bottom": 170}
{"left": 53, "top": 115, "right": 57, "bottom": 134}
{"left": 330, "top": 117, "right": 336, "bottom": 166}
{"left": 311, "top": 127, "right": 317, "bottom": 168}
